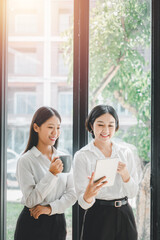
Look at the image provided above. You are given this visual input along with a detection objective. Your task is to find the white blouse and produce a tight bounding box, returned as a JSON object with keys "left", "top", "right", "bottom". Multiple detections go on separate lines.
{"left": 16, "top": 146, "right": 77, "bottom": 215}
{"left": 73, "top": 140, "right": 139, "bottom": 210}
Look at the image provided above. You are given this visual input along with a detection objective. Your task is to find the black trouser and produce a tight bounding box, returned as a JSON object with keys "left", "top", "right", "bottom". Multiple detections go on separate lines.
{"left": 81, "top": 201, "right": 138, "bottom": 240}
{"left": 14, "top": 206, "right": 67, "bottom": 240}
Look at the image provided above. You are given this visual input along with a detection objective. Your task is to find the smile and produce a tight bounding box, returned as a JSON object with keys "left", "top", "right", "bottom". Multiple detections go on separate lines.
{"left": 101, "top": 134, "right": 109, "bottom": 138}
{"left": 50, "top": 137, "right": 56, "bottom": 141}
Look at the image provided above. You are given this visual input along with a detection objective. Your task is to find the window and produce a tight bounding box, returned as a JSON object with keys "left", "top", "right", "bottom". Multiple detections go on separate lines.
{"left": 8, "top": 52, "right": 15, "bottom": 74}
{"left": 6, "top": 1, "right": 73, "bottom": 239}
{"left": 15, "top": 51, "right": 37, "bottom": 75}
{"left": 59, "top": 13, "right": 70, "bottom": 33}
{"left": 59, "top": 124, "right": 72, "bottom": 154}
{"left": 58, "top": 51, "right": 69, "bottom": 76}
{"left": 15, "top": 92, "right": 36, "bottom": 115}
{"left": 89, "top": 1, "right": 151, "bottom": 239}
{"left": 58, "top": 92, "right": 73, "bottom": 117}
{"left": 1, "top": 0, "right": 160, "bottom": 240}
{"left": 15, "top": 15, "right": 38, "bottom": 34}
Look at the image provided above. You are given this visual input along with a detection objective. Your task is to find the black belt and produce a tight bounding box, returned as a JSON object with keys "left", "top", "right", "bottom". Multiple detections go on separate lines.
{"left": 95, "top": 197, "right": 128, "bottom": 208}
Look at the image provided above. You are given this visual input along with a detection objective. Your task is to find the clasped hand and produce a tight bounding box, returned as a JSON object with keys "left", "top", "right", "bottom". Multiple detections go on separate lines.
{"left": 29, "top": 205, "right": 51, "bottom": 219}
{"left": 49, "top": 156, "right": 63, "bottom": 175}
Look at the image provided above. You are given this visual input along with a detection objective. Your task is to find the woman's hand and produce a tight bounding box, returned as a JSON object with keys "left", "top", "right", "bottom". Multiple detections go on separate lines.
{"left": 83, "top": 172, "right": 107, "bottom": 204}
{"left": 29, "top": 205, "right": 51, "bottom": 219}
{"left": 117, "top": 161, "right": 130, "bottom": 183}
{"left": 49, "top": 157, "right": 63, "bottom": 175}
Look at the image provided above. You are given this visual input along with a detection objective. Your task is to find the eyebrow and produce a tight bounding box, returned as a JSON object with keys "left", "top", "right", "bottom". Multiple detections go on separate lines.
{"left": 97, "top": 120, "right": 115, "bottom": 123}
{"left": 48, "top": 123, "right": 60, "bottom": 125}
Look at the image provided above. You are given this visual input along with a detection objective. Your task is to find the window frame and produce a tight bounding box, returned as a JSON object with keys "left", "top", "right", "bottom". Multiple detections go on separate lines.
{"left": 151, "top": 0, "right": 160, "bottom": 239}
{"left": 72, "top": 0, "right": 89, "bottom": 239}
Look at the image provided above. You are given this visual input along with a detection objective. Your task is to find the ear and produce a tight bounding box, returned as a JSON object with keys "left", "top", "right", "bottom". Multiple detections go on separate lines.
{"left": 90, "top": 123, "right": 93, "bottom": 132}
{"left": 33, "top": 123, "right": 39, "bottom": 133}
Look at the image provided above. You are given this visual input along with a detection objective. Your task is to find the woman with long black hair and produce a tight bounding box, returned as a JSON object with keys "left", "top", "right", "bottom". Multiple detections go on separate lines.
{"left": 14, "top": 106, "right": 76, "bottom": 240}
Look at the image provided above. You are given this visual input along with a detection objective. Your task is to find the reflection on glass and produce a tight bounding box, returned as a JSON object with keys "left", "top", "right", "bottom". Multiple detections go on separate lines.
{"left": 7, "top": 0, "right": 73, "bottom": 239}
{"left": 89, "top": 1, "right": 151, "bottom": 240}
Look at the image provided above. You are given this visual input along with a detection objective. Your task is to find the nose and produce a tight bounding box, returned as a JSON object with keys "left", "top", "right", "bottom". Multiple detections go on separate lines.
{"left": 103, "top": 125, "right": 109, "bottom": 133}
{"left": 51, "top": 127, "right": 57, "bottom": 136}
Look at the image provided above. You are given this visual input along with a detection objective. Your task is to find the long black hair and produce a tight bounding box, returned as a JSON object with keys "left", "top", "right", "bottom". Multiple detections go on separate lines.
{"left": 85, "top": 104, "right": 119, "bottom": 138}
{"left": 24, "top": 106, "right": 61, "bottom": 153}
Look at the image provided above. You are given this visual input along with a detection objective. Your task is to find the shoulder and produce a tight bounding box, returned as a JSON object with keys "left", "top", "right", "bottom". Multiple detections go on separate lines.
{"left": 74, "top": 143, "right": 91, "bottom": 158}
{"left": 18, "top": 150, "right": 31, "bottom": 162}
{"left": 113, "top": 141, "right": 135, "bottom": 165}
{"left": 17, "top": 149, "right": 35, "bottom": 168}
{"left": 73, "top": 144, "right": 93, "bottom": 166}
{"left": 113, "top": 141, "right": 133, "bottom": 155}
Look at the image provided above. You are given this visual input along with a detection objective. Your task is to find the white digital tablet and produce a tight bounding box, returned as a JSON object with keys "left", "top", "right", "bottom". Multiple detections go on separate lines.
{"left": 94, "top": 157, "right": 119, "bottom": 186}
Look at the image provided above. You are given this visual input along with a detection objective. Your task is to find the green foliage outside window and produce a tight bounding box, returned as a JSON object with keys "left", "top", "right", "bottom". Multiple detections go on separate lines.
{"left": 63, "top": 0, "right": 151, "bottom": 162}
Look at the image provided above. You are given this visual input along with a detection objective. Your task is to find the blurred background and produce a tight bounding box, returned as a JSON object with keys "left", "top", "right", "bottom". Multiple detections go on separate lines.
{"left": 6, "top": 1, "right": 151, "bottom": 240}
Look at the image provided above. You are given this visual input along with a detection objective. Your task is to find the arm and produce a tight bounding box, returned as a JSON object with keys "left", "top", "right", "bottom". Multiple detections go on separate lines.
{"left": 73, "top": 151, "right": 107, "bottom": 210}
{"left": 83, "top": 172, "right": 107, "bottom": 204}
{"left": 16, "top": 156, "right": 62, "bottom": 208}
{"left": 30, "top": 172, "right": 77, "bottom": 218}
{"left": 49, "top": 172, "right": 77, "bottom": 215}
{"left": 119, "top": 148, "right": 139, "bottom": 198}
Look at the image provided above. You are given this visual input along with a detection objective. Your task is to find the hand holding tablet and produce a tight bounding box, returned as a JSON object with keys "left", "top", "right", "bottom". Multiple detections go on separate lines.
{"left": 94, "top": 157, "right": 119, "bottom": 186}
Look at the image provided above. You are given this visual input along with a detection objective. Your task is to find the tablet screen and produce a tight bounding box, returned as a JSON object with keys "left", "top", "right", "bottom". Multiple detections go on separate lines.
{"left": 94, "top": 157, "right": 119, "bottom": 186}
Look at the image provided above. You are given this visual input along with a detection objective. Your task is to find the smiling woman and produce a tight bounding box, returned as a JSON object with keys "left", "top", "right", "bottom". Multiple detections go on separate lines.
{"left": 87, "top": 0, "right": 152, "bottom": 239}
{"left": 6, "top": 1, "right": 74, "bottom": 239}
{"left": 73, "top": 104, "right": 138, "bottom": 240}
{"left": 14, "top": 106, "right": 76, "bottom": 240}
{"left": 86, "top": 105, "right": 119, "bottom": 148}
{"left": 34, "top": 116, "right": 61, "bottom": 148}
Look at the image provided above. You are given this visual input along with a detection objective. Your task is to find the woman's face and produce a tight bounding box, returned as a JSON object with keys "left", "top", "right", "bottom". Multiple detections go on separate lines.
{"left": 34, "top": 115, "right": 61, "bottom": 147}
{"left": 92, "top": 113, "right": 116, "bottom": 143}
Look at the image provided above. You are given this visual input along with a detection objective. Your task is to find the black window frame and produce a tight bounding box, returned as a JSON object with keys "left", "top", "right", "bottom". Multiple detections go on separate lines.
{"left": 72, "top": 0, "right": 89, "bottom": 238}
{"left": 151, "top": 0, "right": 160, "bottom": 239}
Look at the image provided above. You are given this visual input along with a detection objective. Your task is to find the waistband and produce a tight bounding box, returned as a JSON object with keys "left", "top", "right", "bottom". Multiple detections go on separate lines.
{"left": 95, "top": 197, "right": 128, "bottom": 208}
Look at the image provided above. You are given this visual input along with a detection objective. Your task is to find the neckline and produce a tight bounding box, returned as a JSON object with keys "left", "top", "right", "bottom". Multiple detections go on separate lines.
{"left": 91, "top": 140, "right": 116, "bottom": 159}
{"left": 31, "top": 146, "right": 57, "bottom": 161}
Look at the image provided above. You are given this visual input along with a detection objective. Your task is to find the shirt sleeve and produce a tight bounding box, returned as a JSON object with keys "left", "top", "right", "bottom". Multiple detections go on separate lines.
{"left": 16, "top": 156, "right": 58, "bottom": 208}
{"left": 122, "top": 148, "right": 139, "bottom": 198}
{"left": 73, "top": 151, "right": 95, "bottom": 210}
{"left": 49, "top": 172, "right": 77, "bottom": 215}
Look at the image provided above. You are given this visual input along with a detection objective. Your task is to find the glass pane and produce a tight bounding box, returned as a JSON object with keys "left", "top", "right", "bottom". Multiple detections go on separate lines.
{"left": 7, "top": 0, "right": 73, "bottom": 239}
{"left": 89, "top": 0, "right": 151, "bottom": 240}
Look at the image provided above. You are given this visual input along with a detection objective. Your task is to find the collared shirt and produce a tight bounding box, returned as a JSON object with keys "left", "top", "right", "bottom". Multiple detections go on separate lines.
{"left": 16, "top": 146, "right": 77, "bottom": 215}
{"left": 73, "top": 140, "right": 139, "bottom": 210}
